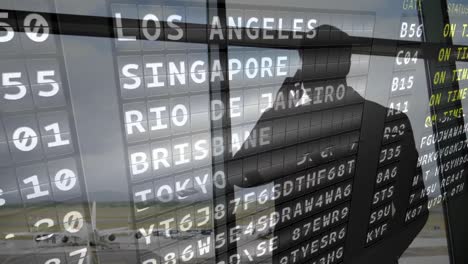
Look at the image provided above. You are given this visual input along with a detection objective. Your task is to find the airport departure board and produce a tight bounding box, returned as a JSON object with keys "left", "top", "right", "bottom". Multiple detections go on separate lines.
{"left": 0, "top": 0, "right": 467, "bottom": 264}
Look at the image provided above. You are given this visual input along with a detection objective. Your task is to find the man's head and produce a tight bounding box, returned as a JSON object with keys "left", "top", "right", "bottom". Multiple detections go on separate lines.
{"left": 279, "top": 25, "right": 353, "bottom": 103}
{"left": 301, "top": 25, "right": 353, "bottom": 81}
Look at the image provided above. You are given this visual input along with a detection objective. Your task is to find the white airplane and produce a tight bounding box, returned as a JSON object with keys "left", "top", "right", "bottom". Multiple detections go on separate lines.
{"left": 88, "top": 201, "right": 140, "bottom": 250}
{"left": 0, "top": 201, "right": 137, "bottom": 251}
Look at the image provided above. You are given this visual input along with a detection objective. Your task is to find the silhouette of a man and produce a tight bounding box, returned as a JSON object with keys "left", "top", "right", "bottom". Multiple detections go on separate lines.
{"left": 229, "top": 25, "right": 428, "bottom": 264}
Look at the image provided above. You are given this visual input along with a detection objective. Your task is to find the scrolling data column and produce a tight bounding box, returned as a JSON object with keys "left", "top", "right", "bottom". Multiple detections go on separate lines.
{"left": 418, "top": 1, "right": 468, "bottom": 262}
{"left": 364, "top": 7, "right": 428, "bottom": 248}
{"left": 109, "top": 1, "right": 216, "bottom": 264}
{"left": 420, "top": 0, "right": 467, "bottom": 214}
{"left": 396, "top": 2, "right": 468, "bottom": 262}
{"left": 0, "top": 1, "right": 91, "bottom": 263}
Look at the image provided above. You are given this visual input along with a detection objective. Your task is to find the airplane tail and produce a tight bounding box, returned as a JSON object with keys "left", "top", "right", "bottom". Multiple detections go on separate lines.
{"left": 91, "top": 201, "right": 96, "bottom": 232}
